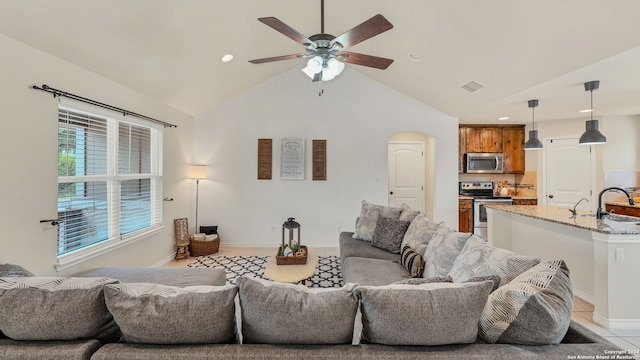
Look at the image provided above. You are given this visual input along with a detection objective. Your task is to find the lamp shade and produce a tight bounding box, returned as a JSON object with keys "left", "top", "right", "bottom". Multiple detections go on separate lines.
{"left": 524, "top": 130, "right": 543, "bottom": 150}
{"left": 579, "top": 119, "right": 607, "bottom": 145}
{"left": 189, "top": 165, "right": 207, "bottom": 180}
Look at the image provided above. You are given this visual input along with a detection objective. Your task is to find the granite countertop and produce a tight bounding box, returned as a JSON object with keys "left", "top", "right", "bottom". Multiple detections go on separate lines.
{"left": 484, "top": 204, "right": 640, "bottom": 235}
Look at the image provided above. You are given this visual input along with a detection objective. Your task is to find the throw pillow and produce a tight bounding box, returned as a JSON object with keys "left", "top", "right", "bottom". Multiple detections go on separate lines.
{"left": 0, "top": 277, "right": 119, "bottom": 341}
{"left": 448, "top": 235, "right": 540, "bottom": 287}
{"left": 394, "top": 275, "right": 500, "bottom": 292}
{"left": 354, "top": 281, "right": 493, "bottom": 345}
{"left": 353, "top": 200, "right": 403, "bottom": 241}
{"left": 422, "top": 224, "right": 473, "bottom": 278}
{"left": 399, "top": 245, "right": 426, "bottom": 278}
{"left": 0, "top": 263, "right": 34, "bottom": 277}
{"left": 401, "top": 214, "right": 442, "bottom": 256}
{"left": 399, "top": 203, "right": 421, "bottom": 222}
{"left": 371, "top": 217, "right": 410, "bottom": 254}
{"left": 479, "top": 259, "right": 574, "bottom": 345}
{"left": 236, "top": 276, "right": 358, "bottom": 344}
{"left": 104, "top": 283, "right": 238, "bottom": 344}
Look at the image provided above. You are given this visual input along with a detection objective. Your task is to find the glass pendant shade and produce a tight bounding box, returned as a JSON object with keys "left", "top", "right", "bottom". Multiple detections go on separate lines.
{"left": 302, "top": 56, "right": 323, "bottom": 79}
{"left": 579, "top": 119, "right": 607, "bottom": 145}
{"left": 524, "top": 130, "right": 543, "bottom": 150}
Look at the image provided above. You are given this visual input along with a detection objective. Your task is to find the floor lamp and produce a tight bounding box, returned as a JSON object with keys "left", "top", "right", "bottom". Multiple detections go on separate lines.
{"left": 189, "top": 165, "right": 207, "bottom": 233}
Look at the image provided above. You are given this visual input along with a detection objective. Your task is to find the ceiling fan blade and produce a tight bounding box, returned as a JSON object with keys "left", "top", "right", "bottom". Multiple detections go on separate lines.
{"left": 248, "top": 54, "right": 305, "bottom": 64}
{"left": 340, "top": 51, "right": 394, "bottom": 70}
{"left": 258, "top": 17, "right": 316, "bottom": 48}
{"left": 330, "top": 14, "right": 393, "bottom": 49}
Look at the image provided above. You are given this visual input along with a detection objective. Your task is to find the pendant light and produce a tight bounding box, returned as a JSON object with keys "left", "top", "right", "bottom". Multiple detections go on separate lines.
{"left": 524, "top": 99, "right": 543, "bottom": 150}
{"left": 579, "top": 80, "right": 607, "bottom": 145}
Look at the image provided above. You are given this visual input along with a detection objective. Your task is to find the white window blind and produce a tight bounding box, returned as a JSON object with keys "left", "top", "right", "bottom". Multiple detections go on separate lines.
{"left": 57, "top": 103, "right": 163, "bottom": 258}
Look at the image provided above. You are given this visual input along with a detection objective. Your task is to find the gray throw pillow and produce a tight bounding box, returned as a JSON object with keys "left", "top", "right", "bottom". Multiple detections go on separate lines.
{"left": 401, "top": 214, "right": 442, "bottom": 256}
{"left": 236, "top": 276, "right": 358, "bottom": 344}
{"left": 0, "top": 264, "right": 34, "bottom": 277}
{"left": 354, "top": 281, "right": 493, "bottom": 345}
{"left": 104, "top": 283, "right": 238, "bottom": 344}
{"left": 479, "top": 260, "right": 574, "bottom": 345}
{"left": 422, "top": 224, "right": 473, "bottom": 278}
{"left": 353, "top": 200, "right": 403, "bottom": 241}
{"left": 0, "top": 277, "right": 119, "bottom": 341}
{"left": 371, "top": 217, "right": 410, "bottom": 254}
{"left": 399, "top": 203, "right": 421, "bottom": 222}
{"left": 448, "top": 235, "right": 540, "bottom": 286}
{"left": 394, "top": 275, "right": 500, "bottom": 292}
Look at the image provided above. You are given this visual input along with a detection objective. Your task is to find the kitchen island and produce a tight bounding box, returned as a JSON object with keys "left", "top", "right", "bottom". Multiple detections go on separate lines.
{"left": 485, "top": 204, "right": 640, "bottom": 329}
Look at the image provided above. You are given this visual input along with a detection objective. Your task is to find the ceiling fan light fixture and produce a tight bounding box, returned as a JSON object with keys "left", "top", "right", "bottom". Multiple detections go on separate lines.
{"left": 302, "top": 56, "right": 323, "bottom": 79}
{"left": 321, "top": 58, "right": 345, "bottom": 81}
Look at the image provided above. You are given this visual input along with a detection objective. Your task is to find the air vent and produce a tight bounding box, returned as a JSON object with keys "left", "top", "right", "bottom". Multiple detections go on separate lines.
{"left": 461, "top": 81, "right": 485, "bottom": 93}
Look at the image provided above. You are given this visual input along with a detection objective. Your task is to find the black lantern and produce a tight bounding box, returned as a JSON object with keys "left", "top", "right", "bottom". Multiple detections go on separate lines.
{"left": 282, "top": 217, "right": 301, "bottom": 254}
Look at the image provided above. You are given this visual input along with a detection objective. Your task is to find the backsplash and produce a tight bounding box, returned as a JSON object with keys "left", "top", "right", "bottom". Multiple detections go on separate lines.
{"left": 603, "top": 171, "right": 640, "bottom": 202}
{"left": 458, "top": 171, "right": 537, "bottom": 198}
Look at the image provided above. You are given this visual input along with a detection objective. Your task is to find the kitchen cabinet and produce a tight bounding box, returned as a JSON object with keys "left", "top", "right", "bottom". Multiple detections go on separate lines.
{"left": 465, "top": 127, "right": 502, "bottom": 153}
{"left": 502, "top": 127, "right": 525, "bottom": 174}
{"left": 605, "top": 203, "right": 640, "bottom": 217}
{"left": 513, "top": 198, "right": 537, "bottom": 205}
{"left": 459, "top": 198, "right": 473, "bottom": 233}
{"left": 458, "top": 127, "right": 466, "bottom": 173}
{"left": 459, "top": 125, "right": 525, "bottom": 174}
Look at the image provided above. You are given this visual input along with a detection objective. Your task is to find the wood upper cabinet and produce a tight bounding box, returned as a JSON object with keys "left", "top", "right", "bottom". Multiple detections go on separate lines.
{"left": 502, "top": 126, "right": 525, "bottom": 174}
{"left": 459, "top": 124, "right": 525, "bottom": 174}
{"left": 465, "top": 127, "right": 502, "bottom": 153}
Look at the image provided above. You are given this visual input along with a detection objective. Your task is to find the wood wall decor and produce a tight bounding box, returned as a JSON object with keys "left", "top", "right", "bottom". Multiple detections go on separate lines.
{"left": 312, "top": 139, "right": 326, "bottom": 181}
{"left": 257, "top": 138, "right": 272, "bottom": 180}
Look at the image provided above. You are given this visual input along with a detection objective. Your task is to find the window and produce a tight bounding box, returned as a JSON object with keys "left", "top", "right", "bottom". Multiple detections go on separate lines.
{"left": 57, "top": 100, "right": 163, "bottom": 268}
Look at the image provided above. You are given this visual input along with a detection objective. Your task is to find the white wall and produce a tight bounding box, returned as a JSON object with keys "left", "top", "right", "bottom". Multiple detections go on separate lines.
{"left": 193, "top": 67, "right": 458, "bottom": 248}
{"left": 0, "top": 34, "right": 193, "bottom": 275}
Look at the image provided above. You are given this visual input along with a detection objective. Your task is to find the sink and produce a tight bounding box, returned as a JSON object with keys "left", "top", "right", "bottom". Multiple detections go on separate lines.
{"left": 602, "top": 215, "right": 640, "bottom": 225}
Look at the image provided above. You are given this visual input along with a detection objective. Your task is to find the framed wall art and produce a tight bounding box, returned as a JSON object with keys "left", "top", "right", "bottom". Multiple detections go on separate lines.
{"left": 280, "top": 138, "right": 305, "bottom": 180}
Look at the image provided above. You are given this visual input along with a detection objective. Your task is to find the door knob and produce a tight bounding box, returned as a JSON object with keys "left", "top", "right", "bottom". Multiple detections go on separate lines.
{"left": 390, "top": 191, "right": 394, "bottom": 195}
{"left": 548, "top": 194, "right": 554, "bottom": 199}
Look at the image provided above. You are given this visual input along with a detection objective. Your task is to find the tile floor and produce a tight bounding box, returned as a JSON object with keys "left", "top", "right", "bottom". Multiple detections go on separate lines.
{"left": 166, "top": 246, "right": 640, "bottom": 353}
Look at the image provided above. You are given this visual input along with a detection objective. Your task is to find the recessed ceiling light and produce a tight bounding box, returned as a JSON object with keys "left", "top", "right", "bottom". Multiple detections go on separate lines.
{"left": 498, "top": 117, "right": 510, "bottom": 121}
{"left": 221, "top": 54, "right": 234, "bottom": 63}
{"left": 579, "top": 109, "right": 593, "bottom": 113}
{"left": 408, "top": 53, "right": 422, "bottom": 61}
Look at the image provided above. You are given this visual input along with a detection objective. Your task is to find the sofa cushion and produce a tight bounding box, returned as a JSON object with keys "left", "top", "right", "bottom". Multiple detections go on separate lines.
{"left": 354, "top": 281, "right": 493, "bottom": 345}
{"left": 422, "top": 224, "right": 473, "bottom": 278}
{"left": 399, "top": 245, "right": 424, "bottom": 278}
{"left": 0, "top": 277, "right": 118, "bottom": 341}
{"left": 401, "top": 215, "right": 442, "bottom": 256}
{"left": 353, "top": 200, "right": 403, "bottom": 241}
{"left": 371, "top": 217, "right": 410, "bottom": 254}
{"left": 0, "top": 263, "right": 34, "bottom": 277}
{"left": 0, "top": 339, "right": 102, "bottom": 360}
{"left": 399, "top": 203, "right": 421, "bottom": 222}
{"left": 393, "top": 275, "right": 501, "bottom": 292}
{"left": 479, "top": 259, "right": 574, "bottom": 345}
{"left": 74, "top": 267, "right": 227, "bottom": 287}
{"left": 448, "top": 235, "right": 540, "bottom": 286}
{"left": 342, "top": 257, "right": 408, "bottom": 286}
{"left": 104, "top": 283, "right": 238, "bottom": 344}
{"left": 339, "top": 232, "right": 399, "bottom": 264}
{"left": 236, "top": 276, "right": 358, "bottom": 344}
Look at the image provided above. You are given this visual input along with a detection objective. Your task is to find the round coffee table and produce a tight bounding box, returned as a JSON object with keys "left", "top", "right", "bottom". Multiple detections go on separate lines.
{"left": 264, "top": 248, "right": 319, "bottom": 284}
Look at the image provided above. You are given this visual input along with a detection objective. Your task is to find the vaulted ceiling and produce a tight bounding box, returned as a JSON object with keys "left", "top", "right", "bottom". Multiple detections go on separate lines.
{"left": 2, "top": 0, "right": 640, "bottom": 123}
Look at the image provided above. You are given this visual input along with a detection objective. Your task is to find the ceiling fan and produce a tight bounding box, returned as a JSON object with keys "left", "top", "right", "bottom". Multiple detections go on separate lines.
{"left": 248, "top": 0, "right": 394, "bottom": 82}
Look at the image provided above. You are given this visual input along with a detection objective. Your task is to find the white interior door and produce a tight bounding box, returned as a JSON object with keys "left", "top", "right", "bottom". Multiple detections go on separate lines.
{"left": 543, "top": 137, "right": 594, "bottom": 210}
{"left": 388, "top": 142, "right": 425, "bottom": 212}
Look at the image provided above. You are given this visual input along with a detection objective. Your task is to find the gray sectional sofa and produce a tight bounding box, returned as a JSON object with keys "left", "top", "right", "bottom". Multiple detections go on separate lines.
{"left": 0, "top": 202, "right": 631, "bottom": 359}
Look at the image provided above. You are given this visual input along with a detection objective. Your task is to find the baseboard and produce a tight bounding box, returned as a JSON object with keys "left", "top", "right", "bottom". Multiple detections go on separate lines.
{"left": 152, "top": 253, "right": 177, "bottom": 267}
{"left": 573, "top": 289, "right": 595, "bottom": 305}
{"left": 593, "top": 312, "right": 640, "bottom": 329}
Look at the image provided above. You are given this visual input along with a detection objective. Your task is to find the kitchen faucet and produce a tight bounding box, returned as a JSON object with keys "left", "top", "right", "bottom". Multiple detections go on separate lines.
{"left": 569, "top": 197, "right": 589, "bottom": 216}
{"left": 596, "top": 187, "right": 636, "bottom": 219}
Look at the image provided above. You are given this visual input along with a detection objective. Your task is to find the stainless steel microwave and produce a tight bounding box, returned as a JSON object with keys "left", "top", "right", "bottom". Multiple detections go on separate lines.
{"left": 465, "top": 153, "right": 504, "bottom": 173}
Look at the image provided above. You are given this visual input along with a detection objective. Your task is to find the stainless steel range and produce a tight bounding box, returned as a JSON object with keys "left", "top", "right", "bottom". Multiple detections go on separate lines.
{"left": 459, "top": 181, "right": 513, "bottom": 239}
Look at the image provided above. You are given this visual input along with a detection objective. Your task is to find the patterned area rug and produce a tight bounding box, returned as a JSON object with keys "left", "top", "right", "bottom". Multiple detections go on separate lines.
{"left": 188, "top": 255, "right": 344, "bottom": 288}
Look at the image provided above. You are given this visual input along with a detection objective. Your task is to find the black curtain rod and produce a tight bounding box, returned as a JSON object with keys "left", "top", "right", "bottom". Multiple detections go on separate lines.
{"left": 32, "top": 84, "right": 177, "bottom": 128}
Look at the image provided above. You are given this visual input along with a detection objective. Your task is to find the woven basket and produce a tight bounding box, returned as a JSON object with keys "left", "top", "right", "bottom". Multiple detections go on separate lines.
{"left": 190, "top": 234, "right": 220, "bottom": 257}
{"left": 276, "top": 245, "right": 308, "bottom": 265}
